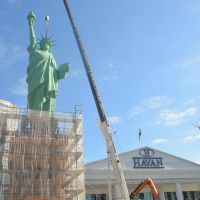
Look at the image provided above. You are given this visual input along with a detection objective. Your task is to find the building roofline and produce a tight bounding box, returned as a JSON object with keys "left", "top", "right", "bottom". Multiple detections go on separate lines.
{"left": 85, "top": 146, "right": 200, "bottom": 167}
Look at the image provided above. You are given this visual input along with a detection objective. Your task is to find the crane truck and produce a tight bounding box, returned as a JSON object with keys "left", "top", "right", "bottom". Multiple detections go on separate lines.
{"left": 62, "top": 1, "right": 159, "bottom": 200}
{"left": 62, "top": 1, "right": 129, "bottom": 199}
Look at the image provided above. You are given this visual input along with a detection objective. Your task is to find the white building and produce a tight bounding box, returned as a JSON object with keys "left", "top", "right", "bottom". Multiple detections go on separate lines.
{"left": 85, "top": 146, "right": 200, "bottom": 200}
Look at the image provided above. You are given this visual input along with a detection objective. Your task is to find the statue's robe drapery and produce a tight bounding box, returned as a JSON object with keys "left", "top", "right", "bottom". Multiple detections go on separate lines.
{"left": 26, "top": 46, "right": 58, "bottom": 112}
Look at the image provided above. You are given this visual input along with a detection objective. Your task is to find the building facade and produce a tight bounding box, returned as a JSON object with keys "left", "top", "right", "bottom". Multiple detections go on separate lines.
{"left": 85, "top": 146, "right": 200, "bottom": 200}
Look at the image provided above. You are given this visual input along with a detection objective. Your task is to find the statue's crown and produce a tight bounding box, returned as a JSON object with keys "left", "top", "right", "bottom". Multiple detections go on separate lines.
{"left": 38, "top": 35, "right": 55, "bottom": 47}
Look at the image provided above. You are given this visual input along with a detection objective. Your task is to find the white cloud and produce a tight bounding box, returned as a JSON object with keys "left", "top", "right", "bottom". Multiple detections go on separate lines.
{"left": 155, "top": 107, "right": 197, "bottom": 126}
{"left": 144, "top": 96, "right": 171, "bottom": 109}
{"left": 183, "top": 134, "right": 200, "bottom": 142}
{"left": 108, "top": 116, "right": 121, "bottom": 124}
{"left": 184, "top": 99, "right": 195, "bottom": 105}
{"left": 129, "top": 96, "right": 171, "bottom": 117}
{"left": 181, "top": 56, "right": 200, "bottom": 69}
{"left": 103, "top": 74, "right": 119, "bottom": 81}
{"left": 174, "top": 56, "right": 200, "bottom": 69}
{"left": 108, "top": 63, "right": 115, "bottom": 69}
{"left": 152, "top": 138, "right": 169, "bottom": 144}
{"left": 70, "top": 68, "right": 84, "bottom": 77}
{"left": 101, "top": 61, "right": 119, "bottom": 82}
{"left": 0, "top": 42, "right": 25, "bottom": 71}
{"left": 129, "top": 106, "right": 145, "bottom": 117}
{"left": 10, "top": 76, "right": 27, "bottom": 96}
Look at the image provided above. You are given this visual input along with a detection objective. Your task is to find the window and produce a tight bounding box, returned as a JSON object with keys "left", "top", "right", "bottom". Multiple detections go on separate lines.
{"left": 164, "top": 192, "right": 177, "bottom": 200}
{"left": 182, "top": 191, "right": 200, "bottom": 200}
{"left": 86, "top": 194, "right": 107, "bottom": 200}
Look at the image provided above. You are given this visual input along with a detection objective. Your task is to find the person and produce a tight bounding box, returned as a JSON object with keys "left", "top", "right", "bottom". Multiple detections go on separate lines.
{"left": 26, "top": 12, "right": 69, "bottom": 112}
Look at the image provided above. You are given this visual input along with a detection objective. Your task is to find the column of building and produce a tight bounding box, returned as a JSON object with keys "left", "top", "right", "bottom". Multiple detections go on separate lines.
{"left": 176, "top": 183, "right": 183, "bottom": 200}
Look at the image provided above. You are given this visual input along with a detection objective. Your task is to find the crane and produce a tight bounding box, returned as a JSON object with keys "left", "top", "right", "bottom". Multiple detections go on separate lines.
{"left": 62, "top": 0, "right": 130, "bottom": 199}
{"left": 130, "top": 178, "right": 159, "bottom": 200}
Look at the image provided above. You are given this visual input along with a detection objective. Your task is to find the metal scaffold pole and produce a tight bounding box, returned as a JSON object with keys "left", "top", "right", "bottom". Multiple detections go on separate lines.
{"left": 62, "top": 1, "right": 130, "bottom": 199}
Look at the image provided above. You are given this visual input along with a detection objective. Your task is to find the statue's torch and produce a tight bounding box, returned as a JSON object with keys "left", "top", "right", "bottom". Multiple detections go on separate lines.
{"left": 45, "top": 16, "right": 50, "bottom": 38}
{"left": 27, "top": 11, "right": 36, "bottom": 26}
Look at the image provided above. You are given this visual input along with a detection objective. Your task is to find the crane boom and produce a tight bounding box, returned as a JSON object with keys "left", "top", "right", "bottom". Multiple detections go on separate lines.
{"left": 62, "top": 1, "right": 130, "bottom": 199}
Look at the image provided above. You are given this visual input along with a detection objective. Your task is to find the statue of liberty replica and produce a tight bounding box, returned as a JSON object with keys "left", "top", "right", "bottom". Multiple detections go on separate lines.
{"left": 0, "top": 12, "right": 85, "bottom": 200}
{"left": 0, "top": 12, "right": 84, "bottom": 200}
{"left": 26, "top": 12, "right": 70, "bottom": 112}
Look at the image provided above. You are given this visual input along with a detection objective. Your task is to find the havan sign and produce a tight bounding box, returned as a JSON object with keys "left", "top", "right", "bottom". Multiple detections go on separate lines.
{"left": 132, "top": 148, "right": 164, "bottom": 168}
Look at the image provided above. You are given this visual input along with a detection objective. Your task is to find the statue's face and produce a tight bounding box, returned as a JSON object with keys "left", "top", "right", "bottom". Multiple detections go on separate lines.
{"left": 40, "top": 39, "right": 51, "bottom": 51}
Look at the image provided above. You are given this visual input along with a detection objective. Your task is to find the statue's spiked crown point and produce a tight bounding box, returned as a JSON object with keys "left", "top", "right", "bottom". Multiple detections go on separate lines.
{"left": 38, "top": 35, "right": 55, "bottom": 48}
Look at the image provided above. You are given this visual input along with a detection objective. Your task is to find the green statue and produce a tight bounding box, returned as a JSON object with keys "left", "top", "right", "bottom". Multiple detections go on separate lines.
{"left": 26, "top": 12, "right": 70, "bottom": 112}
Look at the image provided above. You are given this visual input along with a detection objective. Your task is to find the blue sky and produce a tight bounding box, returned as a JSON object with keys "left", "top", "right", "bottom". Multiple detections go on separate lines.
{"left": 1, "top": 0, "right": 200, "bottom": 164}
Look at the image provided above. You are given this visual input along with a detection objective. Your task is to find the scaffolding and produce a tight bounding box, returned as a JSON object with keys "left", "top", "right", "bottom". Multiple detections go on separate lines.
{"left": 0, "top": 102, "right": 85, "bottom": 200}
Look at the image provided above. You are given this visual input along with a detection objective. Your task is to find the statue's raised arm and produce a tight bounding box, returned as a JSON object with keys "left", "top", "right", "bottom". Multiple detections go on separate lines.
{"left": 27, "top": 12, "right": 36, "bottom": 51}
